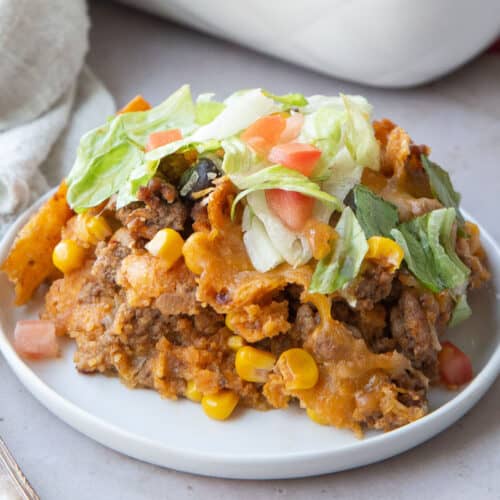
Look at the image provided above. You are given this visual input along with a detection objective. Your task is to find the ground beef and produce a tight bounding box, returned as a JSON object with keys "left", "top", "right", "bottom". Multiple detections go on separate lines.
{"left": 456, "top": 230, "right": 491, "bottom": 290}
{"left": 116, "top": 178, "right": 188, "bottom": 240}
{"left": 392, "top": 369, "right": 428, "bottom": 408}
{"left": 193, "top": 307, "right": 226, "bottom": 336}
{"left": 346, "top": 263, "right": 395, "bottom": 311}
{"left": 262, "top": 303, "right": 319, "bottom": 356}
{"left": 191, "top": 201, "right": 210, "bottom": 233}
{"left": 91, "top": 234, "right": 131, "bottom": 289}
{"left": 390, "top": 288, "right": 440, "bottom": 380}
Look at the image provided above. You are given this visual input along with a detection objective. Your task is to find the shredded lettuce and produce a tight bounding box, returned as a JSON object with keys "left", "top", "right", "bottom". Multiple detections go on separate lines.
{"left": 301, "top": 94, "right": 379, "bottom": 170}
{"left": 262, "top": 90, "right": 308, "bottom": 108}
{"left": 195, "top": 93, "right": 225, "bottom": 125}
{"left": 220, "top": 137, "right": 260, "bottom": 177}
{"left": 391, "top": 208, "right": 470, "bottom": 293}
{"left": 310, "top": 207, "right": 368, "bottom": 293}
{"left": 299, "top": 94, "right": 380, "bottom": 206}
{"left": 421, "top": 155, "right": 465, "bottom": 225}
{"left": 449, "top": 293, "right": 472, "bottom": 327}
{"left": 190, "top": 89, "right": 278, "bottom": 142}
{"left": 321, "top": 147, "right": 363, "bottom": 202}
{"left": 353, "top": 184, "right": 399, "bottom": 238}
{"left": 230, "top": 165, "right": 342, "bottom": 219}
{"left": 245, "top": 191, "right": 313, "bottom": 267}
{"left": 67, "top": 85, "right": 196, "bottom": 211}
{"left": 242, "top": 205, "right": 284, "bottom": 271}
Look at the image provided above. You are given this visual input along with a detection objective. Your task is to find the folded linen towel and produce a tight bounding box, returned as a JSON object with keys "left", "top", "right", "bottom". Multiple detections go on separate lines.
{"left": 0, "top": 0, "right": 115, "bottom": 236}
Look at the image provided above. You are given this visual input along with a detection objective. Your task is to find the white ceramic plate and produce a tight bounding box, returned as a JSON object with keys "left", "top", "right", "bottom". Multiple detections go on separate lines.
{"left": 0, "top": 193, "right": 499, "bottom": 479}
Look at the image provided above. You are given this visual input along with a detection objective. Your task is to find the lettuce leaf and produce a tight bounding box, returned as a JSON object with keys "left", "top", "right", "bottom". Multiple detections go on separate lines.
{"left": 449, "top": 293, "right": 472, "bottom": 327}
{"left": 320, "top": 147, "right": 363, "bottom": 202}
{"left": 195, "top": 93, "right": 225, "bottom": 125}
{"left": 300, "top": 94, "right": 380, "bottom": 176}
{"left": 230, "top": 165, "right": 342, "bottom": 219}
{"left": 190, "top": 88, "right": 278, "bottom": 142}
{"left": 67, "top": 85, "right": 196, "bottom": 211}
{"left": 391, "top": 208, "right": 470, "bottom": 292}
{"left": 244, "top": 191, "right": 314, "bottom": 267}
{"left": 353, "top": 184, "right": 399, "bottom": 238}
{"left": 220, "top": 137, "right": 343, "bottom": 270}
{"left": 262, "top": 90, "right": 308, "bottom": 108}
{"left": 220, "top": 137, "right": 260, "bottom": 177}
{"left": 242, "top": 205, "right": 284, "bottom": 271}
{"left": 310, "top": 207, "right": 368, "bottom": 293}
{"left": 298, "top": 94, "right": 379, "bottom": 208}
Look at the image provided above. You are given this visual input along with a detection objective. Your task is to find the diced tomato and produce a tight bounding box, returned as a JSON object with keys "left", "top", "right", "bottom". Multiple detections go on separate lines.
{"left": 146, "top": 129, "right": 183, "bottom": 151}
{"left": 268, "top": 142, "right": 321, "bottom": 177}
{"left": 241, "top": 115, "right": 286, "bottom": 156}
{"left": 438, "top": 341, "right": 473, "bottom": 387}
{"left": 266, "top": 189, "right": 315, "bottom": 231}
{"left": 279, "top": 113, "right": 304, "bottom": 143}
{"left": 14, "top": 320, "right": 59, "bottom": 360}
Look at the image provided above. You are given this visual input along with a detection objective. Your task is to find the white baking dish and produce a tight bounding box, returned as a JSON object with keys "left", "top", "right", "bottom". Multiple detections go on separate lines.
{"left": 117, "top": 0, "right": 500, "bottom": 87}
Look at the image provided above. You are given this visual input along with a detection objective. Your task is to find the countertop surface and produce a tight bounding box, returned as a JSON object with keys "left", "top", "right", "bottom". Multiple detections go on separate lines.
{"left": 1, "top": 2, "right": 499, "bottom": 499}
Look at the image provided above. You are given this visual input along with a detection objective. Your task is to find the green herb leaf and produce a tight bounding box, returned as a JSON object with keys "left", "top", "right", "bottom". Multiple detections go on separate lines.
{"left": 391, "top": 207, "right": 470, "bottom": 292}
{"left": 230, "top": 165, "right": 342, "bottom": 219}
{"left": 353, "top": 185, "right": 399, "bottom": 238}
{"left": 421, "top": 155, "right": 464, "bottom": 225}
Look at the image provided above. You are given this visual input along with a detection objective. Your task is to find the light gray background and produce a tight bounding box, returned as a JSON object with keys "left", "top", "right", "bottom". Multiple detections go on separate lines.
{"left": 1, "top": 2, "right": 499, "bottom": 498}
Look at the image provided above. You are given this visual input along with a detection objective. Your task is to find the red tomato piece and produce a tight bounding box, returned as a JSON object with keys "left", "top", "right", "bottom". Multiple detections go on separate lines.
{"left": 266, "top": 189, "right": 315, "bottom": 231}
{"left": 268, "top": 142, "right": 321, "bottom": 177}
{"left": 14, "top": 320, "right": 59, "bottom": 360}
{"left": 146, "top": 128, "right": 183, "bottom": 151}
{"left": 438, "top": 341, "right": 473, "bottom": 386}
{"left": 241, "top": 115, "right": 286, "bottom": 155}
{"left": 279, "top": 113, "right": 304, "bottom": 143}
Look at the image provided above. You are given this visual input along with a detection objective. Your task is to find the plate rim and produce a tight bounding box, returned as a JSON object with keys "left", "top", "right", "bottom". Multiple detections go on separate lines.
{"left": 0, "top": 190, "right": 499, "bottom": 479}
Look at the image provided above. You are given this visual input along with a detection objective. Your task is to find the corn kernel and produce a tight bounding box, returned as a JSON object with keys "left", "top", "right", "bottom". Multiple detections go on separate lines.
{"left": 73, "top": 213, "right": 112, "bottom": 245}
{"left": 306, "top": 408, "right": 329, "bottom": 425}
{"left": 86, "top": 215, "right": 112, "bottom": 242}
{"left": 182, "top": 233, "right": 205, "bottom": 275}
{"left": 235, "top": 346, "right": 276, "bottom": 383}
{"left": 201, "top": 390, "right": 239, "bottom": 420}
{"left": 145, "top": 228, "right": 184, "bottom": 269}
{"left": 227, "top": 334, "right": 245, "bottom": 351}
{"left": 277, "top": 348, "right": 319, "bottom": 390}
{"left": 225, "top": 312, "right": 237, "bottom": 332}
{"left": 185, "top": 380, "right": 203, "bottom": 402}
{"left": 52, "top": 239, "right": 86, "bottom": 274}
{"left": 365, "top": 236, "right": 404, "bottom": 272}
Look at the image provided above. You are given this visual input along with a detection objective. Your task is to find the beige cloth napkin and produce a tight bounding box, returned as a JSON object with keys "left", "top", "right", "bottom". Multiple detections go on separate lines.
{"left": 0, "top": 0, "right": 115, "bottom": 235}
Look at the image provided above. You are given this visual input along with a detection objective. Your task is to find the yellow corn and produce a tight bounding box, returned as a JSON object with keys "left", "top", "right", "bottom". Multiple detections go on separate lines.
{"left": 74, "top": 213, "right": 112, "bottom": 245}
{"left": 235, "top": 346, "right": 276, "bottom": 383}
{"left": 227, "top": 334, "right": 245, "bottom": 351}
{"left": 145, "top": 228, "right": 184, "bottom": 270}
{"left": 277, "top": 348, "right": 319, "bottom": 390}
{"left": 201, "top": 390, "right": 239, "bottom": 420}
{"left": 306, "top": 408, "right": 329, "bottom": 425}
{"left": 185, "top": 380, "right": 202, "bottom": 402}
{"left": 225, "top": 312, "right": 237, "bottom": 332}
{"left": 86, "top": 215, "right": 112, "bottom": 242}
{"left": 182, "top": 233, "right": 204, "bottom": 275}
{"left": 52, "top": 239, "right": 87, "bottom": 274}
{"left": 365, "top": 236, "right": 404, "bottom": 272}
